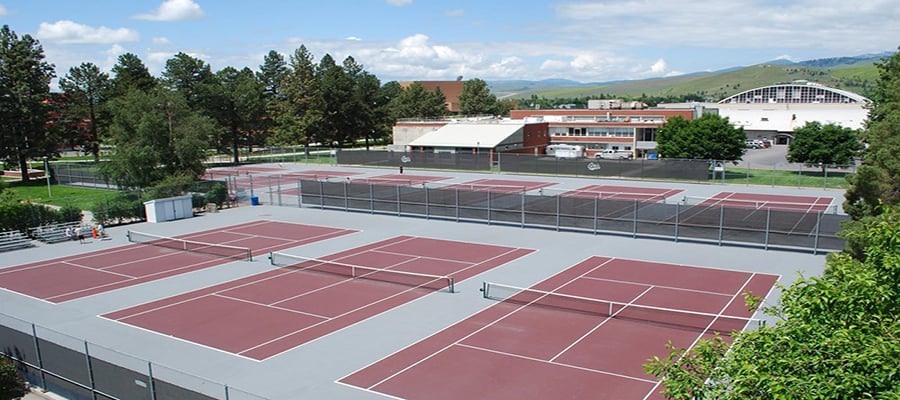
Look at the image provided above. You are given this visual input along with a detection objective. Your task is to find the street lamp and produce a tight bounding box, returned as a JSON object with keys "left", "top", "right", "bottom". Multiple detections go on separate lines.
{"left": 43, "top": 156, "right": 51, "bottom": 197}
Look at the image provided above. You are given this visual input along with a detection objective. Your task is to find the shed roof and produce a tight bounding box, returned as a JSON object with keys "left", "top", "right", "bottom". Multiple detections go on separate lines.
{"left": 409, "top": 123, "right": 524, "bottom": 148}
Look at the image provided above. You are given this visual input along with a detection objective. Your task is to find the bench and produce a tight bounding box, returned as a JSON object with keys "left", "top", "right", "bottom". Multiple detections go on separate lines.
{"left": 0, "top": 230, "right": 33, "bottom": 252}
{"left": 30, "top": 222, "right": 83, "bottom": 244}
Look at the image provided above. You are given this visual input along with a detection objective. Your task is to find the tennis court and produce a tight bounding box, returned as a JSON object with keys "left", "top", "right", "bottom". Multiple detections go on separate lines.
{"left": 674, "top": 192, "right": 837, "bottom": 239}
{"left": 694, "top": 192, "right": 834, "bottom": 212}
{"left": 562, "top": 184, "right": 684, "bottom": 202}
{"left": 102, "top": 235, "right": 534, "bottom": 361}
{"left": 351, "top": 173, "right": 449, "bottom": 186}
{"left": 0, "top": 221, "right": 355, "bottom": 303}
{"left": 340, "top": 256, "right": 778, "bottom": 400}
{"left": 443, "top": 178, "right": 557, "bottom": 193}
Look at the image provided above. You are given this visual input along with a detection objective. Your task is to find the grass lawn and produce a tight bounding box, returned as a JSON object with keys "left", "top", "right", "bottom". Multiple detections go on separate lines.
{"left": 3, "top": 180, "right": 118, "bottom": 210}
{"left": 721, "top": 166, "right": 851, "bottom": 189}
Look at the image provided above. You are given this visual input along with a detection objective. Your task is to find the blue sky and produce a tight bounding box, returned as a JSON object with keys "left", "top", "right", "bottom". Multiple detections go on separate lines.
{"left": 1, "top": 0, "right": 898, "bottom": 90}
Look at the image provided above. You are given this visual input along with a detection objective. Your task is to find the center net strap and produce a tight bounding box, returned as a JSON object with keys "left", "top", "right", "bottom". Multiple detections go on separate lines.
{"left": 127, "top": 230, "right": 253, "bottom": 261}
{"left": 269, "top": 252, "right": 455, "bottom": 293}
{"left": 482, "top": 282, "right": 761, "bottom": 333}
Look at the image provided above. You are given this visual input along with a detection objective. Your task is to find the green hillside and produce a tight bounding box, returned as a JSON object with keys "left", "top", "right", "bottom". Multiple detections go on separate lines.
{"left": 509, "top": 62, "right": 879, "bottom": 101}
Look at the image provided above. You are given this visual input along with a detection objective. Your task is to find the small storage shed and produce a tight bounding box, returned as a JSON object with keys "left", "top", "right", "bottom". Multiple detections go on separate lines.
{"left": 144, "top": 195, "right": 194, "bottom": 223}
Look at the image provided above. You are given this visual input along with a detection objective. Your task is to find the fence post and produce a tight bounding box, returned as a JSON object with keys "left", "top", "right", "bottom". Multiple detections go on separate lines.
{"left": 425, "top": 186, "right": 431, "bottom": 220}
{"left": 148, "top": 362, "right": 157, "bottom": 400}
{"left": 718, "top": 205, "right": 725, "bottom": 246}
{"left": 813, "top": 211, "right": 822, "bottom": 255}
{"left": 297, "top": 180, "right": 302, "bottom": 208}
{"left": 344, "top": 181, "right": 349, "bottom": 211}
{"left": 455, "top": 188, "right": 460, "bottom": 222}
{"left": 764, "top": 208, "right": 771, "bottom": 250}
{"left": 84, "top": 342, "right": 98, "bottom": 400}
{"left": 555, "top": 194, "right": 561, "bottom": 232}
{"left": 674, "top": 203, "right": 679, "bottom": 242}
{"left": 487, "top": 190, "right": 492, "bottom": 225}
{"left": 319, "top": 181, "right": 325, "bottom": 208}
{"left": 396, "top": 185, "right": 401, "bottom": 216}
{"left": 593, "top": 196, "right": 599, "bottom": 235}
{"left": 520, "top": 190, "right": 525, "bottom": 228}
{"left": 632, "top": 200, "right": 638, "bottom": 238}
{"left": 31, "top": 324, "right": 47, "bottom": 390}
{"left": 276, "top": 176, "right": 282, "bottom": 206}
{"left": 248, "top": 174, "right": 254, "bottom": 197}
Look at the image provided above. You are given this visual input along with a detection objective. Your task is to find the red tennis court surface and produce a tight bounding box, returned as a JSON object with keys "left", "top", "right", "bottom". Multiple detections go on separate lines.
{"left": 340, "top": 257, "right": 778, "bottom": 400}
{"left": 699, "top": 192, "right": 833, "bottom": 212}
{"left": 563, "top": 184, "right": 684, "bottom": 202}
{"left": 203, "top": 165, "right": 285, "bottom": 179}
{"left": 351, "top": 174, "right": 449, "bottom": 186}
{"left": 443, "top": 178, "right": 556, "bottom": 193}
{"left": 281, "top": 170, "right": 359, "bottom": 180}
{"left": 103, "top": 236, "right": 534, "bottom": 361}
{"left": 0, "top": 221, "right": 355, "bottom": 303}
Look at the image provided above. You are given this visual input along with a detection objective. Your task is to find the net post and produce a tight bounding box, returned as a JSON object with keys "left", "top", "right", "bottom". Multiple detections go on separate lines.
{"left": 126, "top": 230, "right": 132, "bottom": 242}
{"left": 448, "top": 277, "right": 455, "bottom": 293}
{"left": 482, "top": 281, "right": 489, "bottom": 298}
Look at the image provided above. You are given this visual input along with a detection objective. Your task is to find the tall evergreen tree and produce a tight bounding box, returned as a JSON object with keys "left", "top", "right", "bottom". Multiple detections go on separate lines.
{"left": 59, "top": 62, "right": 111, "bottom": 162}
{"left": 160, "top": 52, "right": 217, "bottom": 112}
{"left": 0, "top": 25, "right": 55, "bottom": 182}
{"left": 210, "top": 66, "right": 266, "bottom": 164}
{"left": 844, "top": 48, "right": 900, "bottom": 219}
{"left": 276, "top": 45, "right": 323, "bottom": 150}
{"left": 109, "top": 52, "right": 156, "bottom": 98}
{"left": 458, "top": 78, "right": 499, "bottom": 116}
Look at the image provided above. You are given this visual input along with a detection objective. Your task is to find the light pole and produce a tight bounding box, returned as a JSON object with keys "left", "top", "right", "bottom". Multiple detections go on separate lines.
{"left": 43, "top": 156, "right": 51, "bottom": 197}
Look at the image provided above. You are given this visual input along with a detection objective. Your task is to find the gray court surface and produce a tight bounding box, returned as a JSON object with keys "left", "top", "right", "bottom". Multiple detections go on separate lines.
{"left": 1, "top": 165, "right": 839, "bottom": 399}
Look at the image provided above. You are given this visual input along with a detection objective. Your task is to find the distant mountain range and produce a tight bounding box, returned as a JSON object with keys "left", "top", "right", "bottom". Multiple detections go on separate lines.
{"left": 489, "top": 51, "right": 894, "bottom": 101}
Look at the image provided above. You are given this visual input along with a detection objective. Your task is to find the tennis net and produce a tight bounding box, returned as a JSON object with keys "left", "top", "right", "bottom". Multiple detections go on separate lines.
{"left": 126, "top": 230, "right": 253, "bottom": 261}
{"left": 269, "top": 252, "right": 455, "bottom": 293}
{"left": 481, "top": 282, "right": 761, "bottom": 333}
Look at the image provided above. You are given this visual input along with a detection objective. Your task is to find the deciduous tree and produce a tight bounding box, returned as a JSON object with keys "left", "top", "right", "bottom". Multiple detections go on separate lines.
{"left": 645, "top": 209, "right": 900, "bottom": 400}
{"left": 655, "top": 114, "right": 745, "bottom": 161}
{"left": 100, "top": 89, "right": 213, "bottom": 189}
{"left": 787, "top": 121, "right": 862, "bottom": 172}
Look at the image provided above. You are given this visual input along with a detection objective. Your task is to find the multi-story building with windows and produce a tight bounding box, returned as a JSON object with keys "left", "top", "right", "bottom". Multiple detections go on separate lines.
{"left": 508, "top": 108, "right": 695, "bottom": 159}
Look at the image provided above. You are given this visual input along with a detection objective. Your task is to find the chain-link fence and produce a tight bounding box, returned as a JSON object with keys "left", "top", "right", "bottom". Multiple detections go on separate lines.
{"left": 50, "top": 162, "right": 118, "bottom": 189}
{"left": 288, "top": 180, "right": 846, "bottom": 253}
{"left": 0, "top": 313, "right": 269, "bottom": 400}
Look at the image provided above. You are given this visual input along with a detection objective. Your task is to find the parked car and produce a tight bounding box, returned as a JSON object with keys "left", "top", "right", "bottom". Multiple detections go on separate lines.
{"left": 745, "top": 140, "right": 762, "bottom": 149}
{"left": 596, "top": 149, "right": 633, "bottom": 159}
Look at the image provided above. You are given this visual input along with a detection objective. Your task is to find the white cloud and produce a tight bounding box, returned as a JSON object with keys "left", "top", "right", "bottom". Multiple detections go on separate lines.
{"left": 386, "top": 0, "right": 412, "bottom": 6}
{"left": 444, "top": 9, "right": 465, "bottom": 18}
{"left": 550, "top": 0, "right": 900, "bottom": 54}
{"left": 152, "top": 37, "right": 171, "bottom": 45}
{"left": 36, "top": 21, "right": 139, "bottom": 44}
{"left": 134, "top": 0, "right": 204, "bottom": 21}
{"left": 345, "top": 36, "right": 362, "bottom": 41}
{"left": 649, "top": 59, "right": 667, "bottom": 74}
{"left": 0, "top": 5, "right": 8, "bottom": 17}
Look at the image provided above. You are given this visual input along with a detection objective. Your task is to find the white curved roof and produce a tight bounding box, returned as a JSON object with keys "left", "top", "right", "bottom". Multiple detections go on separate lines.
{"left": 718, "top": 81, "right": 868, "bottom": 104}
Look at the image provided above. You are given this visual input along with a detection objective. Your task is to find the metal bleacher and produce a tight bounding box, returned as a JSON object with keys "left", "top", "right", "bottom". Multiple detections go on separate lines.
{"left": 29, "top": 221, "right": 84, "bottom": 244}
{"left": 0, "top": 230, "right": 34, "bottom": 252}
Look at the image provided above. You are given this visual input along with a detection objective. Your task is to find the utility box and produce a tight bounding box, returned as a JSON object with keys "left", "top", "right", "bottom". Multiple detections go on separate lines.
{"left": 144, "top": 195, "right": 194, "bottom": 223}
